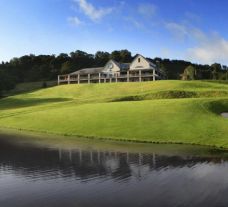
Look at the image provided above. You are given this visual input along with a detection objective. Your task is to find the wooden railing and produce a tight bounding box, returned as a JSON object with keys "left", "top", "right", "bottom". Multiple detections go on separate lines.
{"left": 58, "top": 70, "right": 161, "bottom": 85}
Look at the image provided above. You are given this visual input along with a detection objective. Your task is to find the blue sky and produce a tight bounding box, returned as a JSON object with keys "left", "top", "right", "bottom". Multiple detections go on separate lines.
{"left": 1, "top": 0, "right": 228, "bottom": 65}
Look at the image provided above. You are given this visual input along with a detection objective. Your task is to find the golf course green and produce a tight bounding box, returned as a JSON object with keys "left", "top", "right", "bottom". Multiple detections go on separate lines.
{"left": 0, "top": 80, "right": 228, "bottom": 148}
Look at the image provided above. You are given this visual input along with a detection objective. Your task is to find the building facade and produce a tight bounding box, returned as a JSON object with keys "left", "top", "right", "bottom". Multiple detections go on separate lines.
{"left": 58, "top": 54, "right": 165, "bottom": 85}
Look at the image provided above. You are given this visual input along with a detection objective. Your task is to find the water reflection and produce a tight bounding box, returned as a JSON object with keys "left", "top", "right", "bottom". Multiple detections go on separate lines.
{"left": 0, "top": 135, "right": 228, "bottom": 207}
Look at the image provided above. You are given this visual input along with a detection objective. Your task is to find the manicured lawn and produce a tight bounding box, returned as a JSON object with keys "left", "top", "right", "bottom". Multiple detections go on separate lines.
{"left": 3, "top": 81, "right": 57, "bottom": 96}
{"left": 0, "top": 80, "right": 228, "bottom": 148}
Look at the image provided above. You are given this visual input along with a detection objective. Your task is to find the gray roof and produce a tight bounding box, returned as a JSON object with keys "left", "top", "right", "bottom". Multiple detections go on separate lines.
{"left": 110, "top": 59, "right": 121, "bottom": 67}
{"left": 146, "top": 58, "right": 157, "bottom": 68}
{"left": 120, "top": 63, "right": 131, "bottom": 71}
{"left": 68, "top": 54, "right": 158, "bottom": 76}
{"left": 70, "top": 67, "right": 104, "bottom": 75}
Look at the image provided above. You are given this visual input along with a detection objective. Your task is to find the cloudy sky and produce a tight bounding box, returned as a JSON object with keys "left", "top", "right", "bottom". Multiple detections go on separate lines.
{"left": 0, "top": 0, "right": 228, "bottom": 65}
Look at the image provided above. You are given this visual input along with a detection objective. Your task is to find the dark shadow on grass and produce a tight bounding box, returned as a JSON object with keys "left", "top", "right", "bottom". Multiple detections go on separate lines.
{"left": 3, "top": 81, "right": 57, "bottom": 98}
{"left": 111, "top": 90, "right": 228, "bottom": 103}
{"left": 205, "top": 99, "right": 228, "bottom": 115}
{"left": 0, "top": 97, "right": 72, "bottom": 110}
{"left": 111, "top": 91, "right": 198, "bottom": 102}
{"left": 112, "top": 95, "right": 144, "bottom": 102}
{"left": 204, "top": 80, "right": 228, "bottom": 85}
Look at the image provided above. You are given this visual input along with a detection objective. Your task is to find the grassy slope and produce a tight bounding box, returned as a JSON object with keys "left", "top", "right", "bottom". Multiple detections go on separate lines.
{"left": 3, "top": 81, "right": 57, "bottom": 96}
{"left": 0, "top": 80, "right": 228, "bottom": 148}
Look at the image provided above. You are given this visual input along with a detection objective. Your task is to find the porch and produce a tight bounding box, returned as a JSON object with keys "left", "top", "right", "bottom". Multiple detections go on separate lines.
{"left": 58, "top": 69, "right": 160, "bottom": 85}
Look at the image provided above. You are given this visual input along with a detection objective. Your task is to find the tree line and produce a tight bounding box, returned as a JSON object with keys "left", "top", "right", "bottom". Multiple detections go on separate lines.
{"left": 0, "top": 49, "right": 227, "bottom": 94}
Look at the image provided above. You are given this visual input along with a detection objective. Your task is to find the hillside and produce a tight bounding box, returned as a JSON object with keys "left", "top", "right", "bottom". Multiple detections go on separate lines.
{"left": 0, "top": 80, "right": 228, "bottom": 148}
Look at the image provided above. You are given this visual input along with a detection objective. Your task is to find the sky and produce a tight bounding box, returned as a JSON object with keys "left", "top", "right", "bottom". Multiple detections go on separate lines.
{"left": 1, "top": 0, "right": 228, "bottom": 65}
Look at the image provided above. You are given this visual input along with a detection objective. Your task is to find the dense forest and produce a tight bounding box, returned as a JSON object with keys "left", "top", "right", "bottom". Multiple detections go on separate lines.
{"left": 0, "top": 49, "right": 228, "bottom": 94}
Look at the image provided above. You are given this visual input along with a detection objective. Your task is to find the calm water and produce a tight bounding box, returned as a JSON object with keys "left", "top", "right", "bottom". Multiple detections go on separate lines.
{"left": 1, "top": 134, "right": 228, "bottom": 207}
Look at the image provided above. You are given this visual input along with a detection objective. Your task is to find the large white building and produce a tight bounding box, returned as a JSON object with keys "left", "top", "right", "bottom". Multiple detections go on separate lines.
{"left": 58, "top": 54, "right": 165, "bottom": 84}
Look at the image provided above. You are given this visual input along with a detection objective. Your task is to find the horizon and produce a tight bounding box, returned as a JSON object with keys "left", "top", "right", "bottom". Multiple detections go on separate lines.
{"left": 1, "top": 0, "right": 228, "bottom": 65}
{"left": 2, "top": 49, "right": 227, "bottom": 67}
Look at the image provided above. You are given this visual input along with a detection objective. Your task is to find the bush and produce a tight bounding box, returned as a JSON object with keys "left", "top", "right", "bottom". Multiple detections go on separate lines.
{"left": 42, "top": 82, "right": 47, "bottom": 88}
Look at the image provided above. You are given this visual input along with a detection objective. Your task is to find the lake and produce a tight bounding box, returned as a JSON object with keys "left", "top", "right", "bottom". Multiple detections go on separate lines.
{"left": 1, "top": 133, "right": 228, "bottom": 207}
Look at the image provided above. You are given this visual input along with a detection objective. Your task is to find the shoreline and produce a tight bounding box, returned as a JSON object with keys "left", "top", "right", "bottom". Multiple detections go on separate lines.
{"left": 0, "top": 126, "right": 227, "bottom": 151}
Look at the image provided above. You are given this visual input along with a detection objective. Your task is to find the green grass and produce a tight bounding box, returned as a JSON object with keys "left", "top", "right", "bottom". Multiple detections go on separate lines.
{"left": 0, "top": 80, "right": 228, "bottom": 148}
{"left": 3, "top": 81, "right": 57, "bottom": 96}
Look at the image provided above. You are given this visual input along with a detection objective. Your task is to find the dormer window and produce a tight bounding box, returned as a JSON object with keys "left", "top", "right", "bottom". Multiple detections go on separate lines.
{"left": 138, "top": 58, "right": 141, "bottom": 63}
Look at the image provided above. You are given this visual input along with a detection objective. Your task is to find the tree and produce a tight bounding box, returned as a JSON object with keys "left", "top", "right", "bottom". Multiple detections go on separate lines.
{"left": 225, "top": 66, "right": 228, "bottom": 80}
{"left": 110, "top": 50, "right": 132, "bottom": 62}
{"left": 0, "top": 69, "right": 15, "bottom": 94}
{"left": 119, "top": 50, "right": 132, "bottom": 62}
{"left": 49, "top": 53, "right": 70, "bottom": 79}
{"left": 61, "top": 61, "right": 74, "bottom": 74}
{"left": 160, "top": 63, "right": 168, "bottom": 79}
{"left": 181, "top": 65, "right": 197, "bottom": 80}
{"left": 0, "top": 49, "right": 228, "bottom": 94}
{"left": 95, "top": 51, "right": 110, "bottom": 66}
{"left": 211, "top": 63, "right": 222, "bottom": 80}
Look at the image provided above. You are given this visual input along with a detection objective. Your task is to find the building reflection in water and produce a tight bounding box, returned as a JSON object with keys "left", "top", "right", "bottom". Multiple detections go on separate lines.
{"left": 1, "top": 137, "right": 228, "bottom": 207}
{"left": 0, "top": 138, "right": 225, "bottom": 182}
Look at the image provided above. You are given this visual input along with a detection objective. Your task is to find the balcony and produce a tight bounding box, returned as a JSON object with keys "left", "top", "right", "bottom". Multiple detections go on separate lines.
{"left": 58, "top": 71, "right": 159, "bottom": 85}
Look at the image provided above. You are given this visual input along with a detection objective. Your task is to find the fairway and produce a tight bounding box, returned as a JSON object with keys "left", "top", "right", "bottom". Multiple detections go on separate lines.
{"left": 0, "top": 80, "right": 228, "bottom": 148}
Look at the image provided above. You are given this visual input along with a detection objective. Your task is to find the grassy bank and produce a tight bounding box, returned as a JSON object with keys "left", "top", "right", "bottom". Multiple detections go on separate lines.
{"left": 0, "top": 80, "right": 228, "bottom": 148}
{"left": 3, "top": 81, "right": 57, "bottom": 97}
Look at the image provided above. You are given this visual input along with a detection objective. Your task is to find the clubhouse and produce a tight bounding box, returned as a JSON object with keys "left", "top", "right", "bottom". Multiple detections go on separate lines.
{"left": 58, "top": 54, "right": 165, "bottom": 84}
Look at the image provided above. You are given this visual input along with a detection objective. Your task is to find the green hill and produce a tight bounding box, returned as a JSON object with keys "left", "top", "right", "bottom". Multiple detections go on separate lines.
{"left": 0, "top": 80, "right": 228, "bottom": 148}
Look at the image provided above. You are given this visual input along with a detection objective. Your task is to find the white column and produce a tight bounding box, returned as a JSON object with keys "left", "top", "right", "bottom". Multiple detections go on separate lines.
{"left": 68, "top": 75, "right": 70, "bottom": 84}
{"left": 78, "top": 74, "right": 80, "bottom": 84}
{"left": 99, "top": 73, "right": 101, "bottom": 83}
{"left": 58, "top": 75, "right": 60, "bottom": 85}
{"left": 139, "top": 70, "right": 142, "bottom": 82}
{"left": 110, "top": 78, "right": 112, "bottom": 83}
{"left": 153, "top": 69, "right": 156, "bottom": 81}
{"left": 88, "top": 74, "right": 90, "bottom": 84}
{"left": 115, "top": 73, "right": 118, "bottom": 83}
{"left": 127, "top": 71, "right": 130, "bottom": 82}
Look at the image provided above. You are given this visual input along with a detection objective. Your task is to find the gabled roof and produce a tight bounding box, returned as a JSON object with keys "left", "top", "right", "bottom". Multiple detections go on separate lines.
{"left": 130, "top": 54, "right": 157, "bottom": 68}
{"left": 70, "top": 67, "right": 104, "bottom": 75}
{"left": 104, "top": 59, "right": 130, "bottom": 71}
{"left": 146, "top": 58, "right": 156, "bottom": 68}
{"left": 104, "top": 59, "right": 121, "bottom": 69}
{"left": 111, "top": 59, "right": 121, "bottom": 67}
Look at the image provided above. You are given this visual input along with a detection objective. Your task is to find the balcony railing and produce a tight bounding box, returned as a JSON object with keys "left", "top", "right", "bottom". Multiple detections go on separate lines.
{"left": 58, "top": 71, "right": 161, "bottom": 84}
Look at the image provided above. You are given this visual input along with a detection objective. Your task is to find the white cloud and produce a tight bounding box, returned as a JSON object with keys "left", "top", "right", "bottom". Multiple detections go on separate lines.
{"left": 187, "top": 34, "right": 228, "bottom": 65}
{"left": 138, "top": 3, "right": 157, "bottom": 17}
{"left": 165, "top": 22, "right": 206, "bottom": 42}
{"left": 165, "top": 21, "right": 228, "bottom": 64}
{"left": 74, "top": 0, "right": 113, "bottom": 22}
{"left": 165, "top": 22, "right": 188, "bottom": 40}
{"left": 125, "top": 17, "right": 144, "bottom": 30}
{"left": 160, "top": 48, "right": 172, "bottom": 57}
{"left": 67, "top": 16, "right": 83, "bottom": 26}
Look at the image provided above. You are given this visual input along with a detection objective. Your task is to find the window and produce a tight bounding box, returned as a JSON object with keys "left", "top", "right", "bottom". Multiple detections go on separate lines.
{"left": 108, "top": 63, "right": 113, "bottom": 69}
{"left": 138, "top": 58, "right": 141, "bottom": 63}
